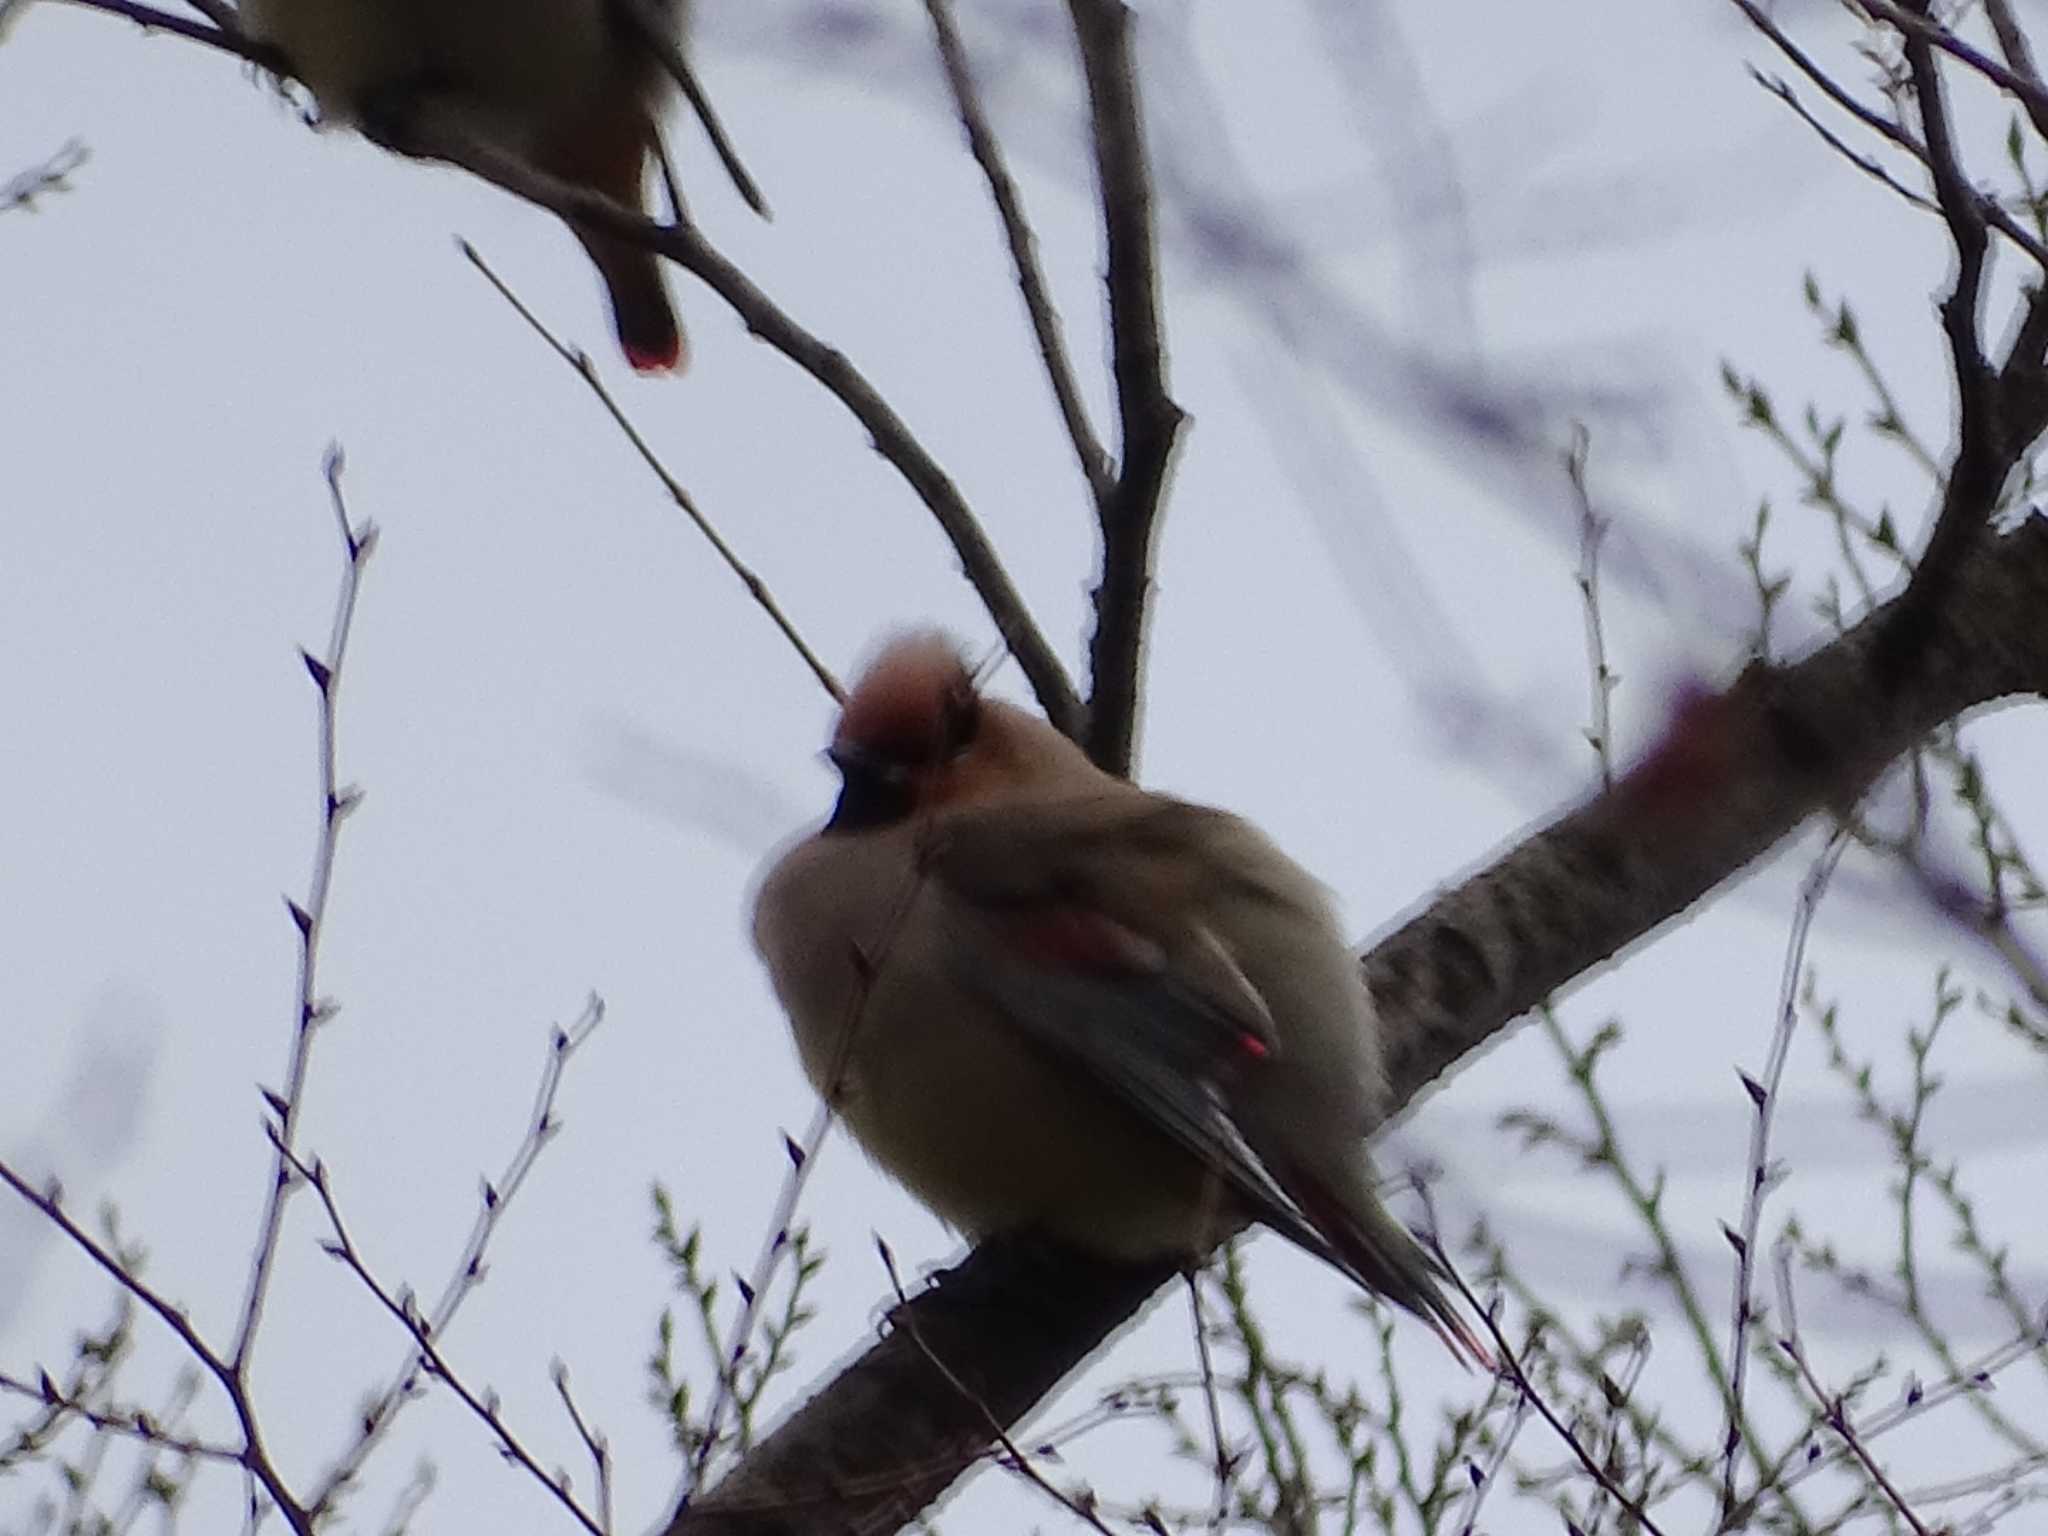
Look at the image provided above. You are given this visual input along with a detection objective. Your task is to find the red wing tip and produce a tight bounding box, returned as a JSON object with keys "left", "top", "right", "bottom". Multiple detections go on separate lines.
{"left": 1435, "top": 1315, "right": 1496, "bottom": 1373}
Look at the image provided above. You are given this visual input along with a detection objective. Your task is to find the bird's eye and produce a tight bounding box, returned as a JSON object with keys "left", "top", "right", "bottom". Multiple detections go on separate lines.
{"left": 824, "top": 745, "right": 917, "bottom": 833}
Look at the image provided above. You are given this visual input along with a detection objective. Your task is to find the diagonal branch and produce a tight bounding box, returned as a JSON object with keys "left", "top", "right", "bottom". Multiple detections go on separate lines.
{"left": 1068, "top": 0, "right": 1185, "bottom": 776}
{"left": 923, "top": 0, "right": 1115, "bottom": 508}
{"left": 54, "top": 0, "right": 279, "bottom": 68}
{"left": 1984, "top": 0, "right": 2048, "bottom": 142}
{"left": 462, "top": 242, "right": 845, "bottom": 706}
{"left": 667, "top": 516, "right": 2048, "bottom": 1535}
{"left": 51, "top": 6, "right": 1079, "bottom": 739}
{"left": 364, "top": 110, "right": 1085, "bottom": 739}
{"left": 1857, "top": 0, "right": 2048, "bottom": 130}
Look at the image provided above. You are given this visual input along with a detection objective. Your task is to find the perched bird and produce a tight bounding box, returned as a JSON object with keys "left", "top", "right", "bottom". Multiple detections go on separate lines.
{"left": 240, "top": 0, "right": 689, "bottom": 371}
{"left": 753, "top": 632, "right": 1481, "bottom": 1361}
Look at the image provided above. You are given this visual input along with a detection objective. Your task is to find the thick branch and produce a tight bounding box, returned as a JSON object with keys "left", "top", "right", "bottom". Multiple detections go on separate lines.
{"left": 670, "top": 517, "right": 2048, "bottom": 1534}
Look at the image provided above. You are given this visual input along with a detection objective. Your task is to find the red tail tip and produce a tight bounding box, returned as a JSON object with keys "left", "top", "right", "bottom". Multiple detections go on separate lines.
{"left": 626, "top": 336, "right": 686, "bottom": 374}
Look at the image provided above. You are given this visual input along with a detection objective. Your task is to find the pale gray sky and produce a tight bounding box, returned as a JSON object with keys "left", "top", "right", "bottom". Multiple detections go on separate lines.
{"left": 5, "top": 2, "right": 2047, "bottom": 1531}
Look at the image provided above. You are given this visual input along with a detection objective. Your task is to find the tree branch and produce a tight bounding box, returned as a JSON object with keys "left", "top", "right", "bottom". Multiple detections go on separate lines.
{"left": 364, "top": 109, "right": 1086, "bottom": 739}
{"left": 923, "top": 0, "right": 1115, "bottom": 508}
{"left": 1068, "top": 0, "right": 1185, "bottom": 775}
{"left": 54, "top": 0, "right": 280, "bottom": 69}
{"left": 669, "top": 516, "right": 2048, "bottom": 1534}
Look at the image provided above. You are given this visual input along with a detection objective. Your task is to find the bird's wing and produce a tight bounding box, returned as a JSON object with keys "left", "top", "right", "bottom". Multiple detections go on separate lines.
{"left": 922, "top": 796, "right": 1343, "bottom": 1266}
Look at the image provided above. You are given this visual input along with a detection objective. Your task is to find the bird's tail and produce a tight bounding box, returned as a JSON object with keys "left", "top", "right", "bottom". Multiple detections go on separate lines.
{"left": 581, "top": 229, "right": 685, "bottom": 373}
{"left": 1281, "top": 1161, "right": 1492, "bottom": 1369}
{"left": 543, "top": 104, "right": 686, "bottom": 374}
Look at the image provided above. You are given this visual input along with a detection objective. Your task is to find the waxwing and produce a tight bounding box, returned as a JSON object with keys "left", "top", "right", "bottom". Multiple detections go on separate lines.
{"left": 753, "top": 632, "right": 1480, "bottom": 1360}
{"left": 240, "top": 0, "right": 689, "bottom": 370}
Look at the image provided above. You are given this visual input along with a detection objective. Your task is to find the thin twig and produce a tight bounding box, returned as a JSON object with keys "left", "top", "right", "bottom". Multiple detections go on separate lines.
{"left": 553, "top": 1361, "right": 615, "bottom": 1536}
{"left": 0, "top": 1167, "right": 312, "bottom": 1530}
{"left": 1984, "top": 0, "right": 2048, "bottom": 141}
{"left": 1717, "top": 830, "right": 1848, "bottom": 1520}
{"left": 306, "top": 998, "right": 606, "bottom": 1517}
{"left": 281, "top": 1138, "right": 604, "bottom": 1536}
{"left": 1450, "top": 1377, "right": 1531, "bottom": 1536}
{"left": 1750, "top": 69, "right": 1936, "bottom": 212}
{"left": 71, "top": 0, "right": 1078, "bottom": 731}
{"left": 54, "top": 0, "right": 279, "bottom": 67}
{"left": 1579, "top": 1328, "right": 1653, "bottom": 1536}
{"left": 1728, "top": 0, "right": 1929, "bottom": 160}
{"left": 0, "top": 1370, "right": 242, "bottom": 1467}
{"left": 1566, "top": 425, "right": 1616, "bottom": 790}
{"left": 876, "top": 1240, "right": 1119, "bottom": 1536}
{"left": 1859, "top": 0, "right": 2048, "bottom": 130}
{"left": 681, "top": 1097, "right": 837, "bottom": 1500}
{"left": 1774, "top": 1251, "right": 1934, "bottom": 1536}
{"left": 1182, "top": 1269, "right": 1236, "bottom": 1536}
{"left": 462, "top": 242, "right": 844, "bottom": 705}
{"left": 0, "top": 463, "right": 378, "bottom": 1536}
{"left": 0, "top": 139, "right": 90, "bottom": 216}
{"left": 1068, "top": 0, "right": 1185, "bottom": 775}
{"left": 923, "top": 0, "right": 1114, "bottom": 505}
{"left": 1436, "top": 1262, "right": 1670, "bottom": 1536}
{"left": 375, "top": 1463, "right": 436, "bottom": 1536}
{"left": 232, "top": 450, "right": 374, "bottom": 1376}
{"left": 681, "top": 850, "right": 930, "bottom": 1503}
{"left": 608, "top": 0, "right": 769, "bottom": 218}
{"left": 376, "top": 116, "right": 1079, "bottom": 736}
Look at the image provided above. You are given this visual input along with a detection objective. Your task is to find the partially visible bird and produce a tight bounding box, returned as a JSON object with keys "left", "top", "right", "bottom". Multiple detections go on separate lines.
{"left": 240, "top": 0, "right": 689, "bottom": 371}
{"left": 753, "top": 631, "right": 1483, "bottom": 1362}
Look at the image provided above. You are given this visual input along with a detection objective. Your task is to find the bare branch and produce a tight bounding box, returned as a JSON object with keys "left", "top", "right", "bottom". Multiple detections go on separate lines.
{"left": 1729, "top": 0, "right": 1927, "bottom": 162}
{"left": 368, "top": 110, "right": 1084, "bottom": 737}
{"left": 1775, "top": 1256, "right": 1934, "bottom": 1536}
{"left": 1566, "top": 426, "right": 1617, "bottom": 790}
{"left": 306, "top": 998, "right": 606, "bottom": 1518}
{"left": 232, "top": 451, "right": 375, "bottom": 1375}
{"left": 462, "top": 243, "right": 844, "bottom": 706}
{"left": 1068, "top": 0, "right": 1185, "bottom": 776}
{"left": 1984, "top": 0, "right": 2048, "bottom": 142}
{"left": 553, "top": 1361, "right": 615, "bottom": 1536}
{"left": 54, "top": 0, "right": 279, "bottom": 68}
{"left": 1749, "top": 68, "right": 1936, "bottom": 213}
{"left": 923, "top": 0, "right": 1115, "bottom": 506}
{"left": 283, "top": 1139, "right": 605, "bottom": 1536}
{"left": 1736, "top": 3, "right": 2048, "bottom": 270}
{"left": 1858, "top": 0, "right": 2048, "bottom": 132}
{"left": 1717, "top": 831, "right": 1848, "bottom": 1520}
{"left": 876, "top": 1239, "right": 1120, "bottom": 1536}
{"left": 0, "top": 138, "right": 89, "bottom": 216}
{"left": 1443, "top": 1276, "right": 1668, "bottom": 1536}
{"left": 0, "top": 1168, "right": 311, "bottom": 1530}
{"left": 0, "top": 1370, "right": 242, "bottom": 1468}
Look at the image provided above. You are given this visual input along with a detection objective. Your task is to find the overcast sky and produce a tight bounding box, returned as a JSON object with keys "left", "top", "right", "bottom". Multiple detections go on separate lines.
{"left": 6, "top": 2, "right": 2048, "bottom": 1531}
